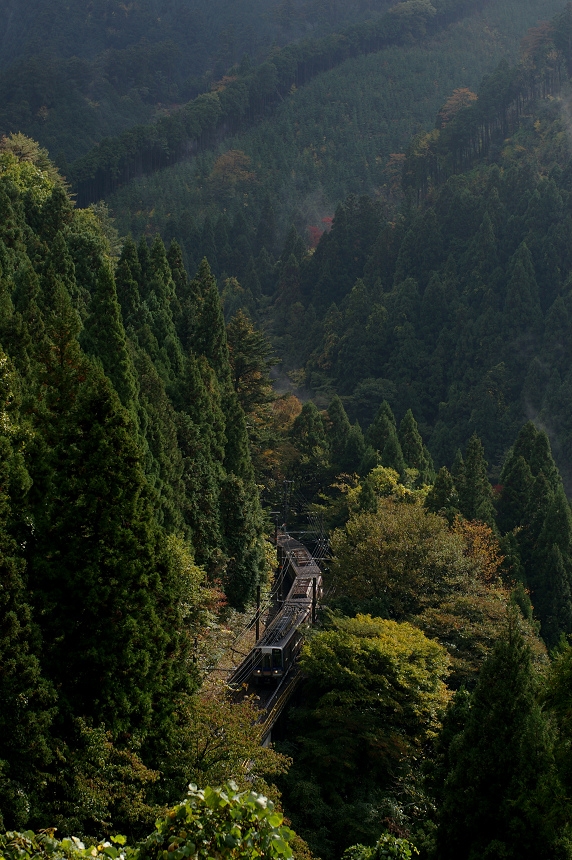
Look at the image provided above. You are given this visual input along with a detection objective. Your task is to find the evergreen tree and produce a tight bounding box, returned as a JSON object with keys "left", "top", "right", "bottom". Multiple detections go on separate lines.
{"left": 173, "top": 350, "right": 225, "bottom": 573}
{"left": 193, "top": 258, "right": 231, "bottom": 384}
{"left": 0, "top": 246, "right": 45, "bottom": 381}
{"left": 222, "top": 387, "right": 255, "bottom": 480}
{"left": 137, "top": 237, "right": 153, "bottom": 301}
{"left": 456, "top": 433, "right": 495, "bottom": 527}
{"left": 115, "top": 237, "right": 142, "bottom": 329}
{"left": 496, "top": 454, "right": 534, "bottom": 535}
{"left": 292, "top": 401, "right": 330, "bottom": 464}
{"left": 27, "top": 361, "right": 196, "bottom": 737}
{"left": 176, "top": 412, "right": 223, "bottom": 573}
{"left": 367, "top": 400, "right": 396, "bottom": 453}
{"left": 398, "top": 408, "right": 434, "bottom": 484}
{"left": 40, "top": 233, "right": 79, "bottom": 315}
{"left": 256, "top": 198, "right": 277, "bottom": 255}
{"left": 145, "top": 236, "right": 184, "bottom": 383}
{"left": 219, "top": 473, "right": 264, "bottom": 609}
{"left": 437, "top": 617, "right": 563, "bottom": 860}
{"left": 255, "top": 247, "right": 276, "bottom": 296}
{"left": 498, "top": 423, "right": 572, "bottom": 643}
{"left": 381, "top": 428, "right": 406, "bottom": 477}
{"left": 327, "top": 395, "right": 351, "bottom": 467}
{"left": 0, "top": 351, "right": 55, "bottom": 830}
{"left": 530, "top": 484, "right": 572, "bottom": 647}
{"left": 544, "top": 638, "right": 572, "bottom": 799}
{"left": 226, "top": 310, "right": 276, "bottom": 471}
{"left": 341, "top": 422, "right": 367, "bottom": 474}
{"left": 167, "top": 239, "right": 189, "bottom": 337}
{"left": 81, "top": 260, "right": 138, "bottom": 411}
{"left": 226, "top": 310, "right": 276, "bottom": 417}
{"left": 200, "top": 217, "right": 218, "bottom": 274}
{"left": 502, "top": 242, "right": 542, "bottom": 371}
{"left": 425, "top": 466, "right": 459, "bottom": 522}
{"left": 185, "top": 261, "right": 265, "bottom": 605}
{"left": 132, "top": 348, "right": 187, "bottom": 535}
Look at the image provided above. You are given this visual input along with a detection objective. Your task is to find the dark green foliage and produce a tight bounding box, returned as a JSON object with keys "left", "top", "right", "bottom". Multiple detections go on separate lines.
{"left": 219, "top": 473, "right": 264, "bottom": 609}
{"left": 398, "top": 409, "right": 434, "bottom": 484}
{"left": 436, "top": 618, "right": 564, "bottom": 860}
{"left": 498, "top": 423, "right": 572, "bottom": 646}
{"left": 0, "top": 143, "right": 267, "bottom": 833}
{"left": 341, "top": 422, "right": 367, "bottom": 474}
{"left": 455, "top": 434, "right": 495, "bottom": 527}
{"left": 192, "top": 259, "right": 231, "bottom": 384}
{"left": 81, "top": 260, "right": 138, "bottom": 411}
{"left": 424, "top": 466, "right": 459, "bottom": 521}
{"left": 0, "top": 352, "right": 55, "bottom": 831}
{"left": 27, "top": 361, "right": 195, "bottom": 735}
{"left": 381, "top": 427, "right": 406, "bottom": 478}
{"left": 121, "top": 25, "right": 560, "bottom": 495}
{"left": 529, "top": 486, "right": 572, "bottom": 647}
{"left": 130, "top": 347, "right": 187, "bottom": 535}
{"left": 290, "top": 400, "right": 330, "bottom": 492}
{"left": 544, "top": 639, "right": 572, "bottom": 798}
{"left": 367, "top": 401, "right": 397, "bottom": 454}
{"left": 115, "top": 238, "right": 142, "bottom": 327}
{"left": 63, "top": 0, "right": 491, "bottom": 205}
{"left": 496, "top": 453, "right": 534, "bottom": 535}
{"left": 326, "top": 394, "right": 352, "bottom": 467}
{"left": 226, "top": 310, "right": 276, "bottom": 417}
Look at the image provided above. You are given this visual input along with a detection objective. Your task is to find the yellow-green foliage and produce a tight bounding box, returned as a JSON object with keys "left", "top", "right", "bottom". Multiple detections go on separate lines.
{"left": 329, "top": 498, "right": 546, "bottom": 685}
{"left": 301, "top": 614, "right": 450, "bottom": 746}
{"left": 330, "top": 500, "right": 469, "bottom": 612}
{"left": 346, "top": 466, "right": 427, "bottom": 512}
{"left": 0, "top": 134, "right": 62, "bottom": 201}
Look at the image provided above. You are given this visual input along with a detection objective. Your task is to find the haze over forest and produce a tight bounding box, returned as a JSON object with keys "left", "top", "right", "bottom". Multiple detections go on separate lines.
{"left": 5, "top": 1, "right": 572, "bottom": 859}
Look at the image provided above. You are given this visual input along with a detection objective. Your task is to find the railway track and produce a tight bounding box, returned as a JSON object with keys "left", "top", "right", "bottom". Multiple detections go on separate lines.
{"left": 228, "top": 532, "right": 322, "bottom": 741}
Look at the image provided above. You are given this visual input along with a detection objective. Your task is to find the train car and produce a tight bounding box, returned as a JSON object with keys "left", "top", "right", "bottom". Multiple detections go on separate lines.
{"left": 251, "top": 604, "right": 310, "bottom": 682}
{"left": 251, "top": 533, "right": 322, "bottom": 684}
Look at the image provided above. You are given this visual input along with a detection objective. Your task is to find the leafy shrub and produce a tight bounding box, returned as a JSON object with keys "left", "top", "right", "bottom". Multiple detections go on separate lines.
{"left": 343, "top": 833, "right": 419, "bottom": 860}
{"left": 0, "top": 785, "right": 295, "bottom": 860}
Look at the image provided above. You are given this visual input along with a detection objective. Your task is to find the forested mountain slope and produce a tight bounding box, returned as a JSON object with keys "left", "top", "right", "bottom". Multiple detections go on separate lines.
{"left": 0, "top": 0, "right": 398, "bottom": 163}
{"left": 286, "top": 15, "right": 572, "bottom": 481}
{"left": 106, "top": 6, "right": 572, "bottom": 494}
{"left": 105, "top": 0, "right": 565, "bottom": 261}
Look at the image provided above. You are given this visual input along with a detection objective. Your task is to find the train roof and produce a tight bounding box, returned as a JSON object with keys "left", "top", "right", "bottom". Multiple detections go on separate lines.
{"left": 278, "top": 533, "right": 322, "bottom": 578}
{"left": 256, "top": 603, "right": 310, "bottom": 648}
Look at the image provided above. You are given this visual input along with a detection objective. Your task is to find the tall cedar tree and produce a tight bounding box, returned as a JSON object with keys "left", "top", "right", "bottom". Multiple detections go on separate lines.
{"left": 453, "top": 434, "right": 495, "bottom": 528}
{"left": 327, "top": 395, "right": 351, "bottom": 468}
{"left": 498, "top": 422, "right": 572, "bottom": 646}
{"left": 81, "top": 259, "right": 138, "bottom": 412}
{"left": 27, "top": 360, "right": 197, "bottom": 738}
{"left": 367, "top": 401, "right": 406, "bottom": 476}
{"left": 436, "top": 617, "right": 564, "bottom": 860}
{"left": 192, "top": 258, "right": 265, "bottom": 606}
{"left": 226, "top": 309, "right": 277, "bottom": 475}
{"left": 398, "top": 408, "right": 434, "bottom": 484}
{"left": 0, "top": 351, "right": 55, "bottom": 831}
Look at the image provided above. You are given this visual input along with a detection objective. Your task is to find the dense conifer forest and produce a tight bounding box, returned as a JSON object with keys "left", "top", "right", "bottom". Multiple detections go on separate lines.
{"left": 7, "top": 0, "right": 572, "bottom": 859}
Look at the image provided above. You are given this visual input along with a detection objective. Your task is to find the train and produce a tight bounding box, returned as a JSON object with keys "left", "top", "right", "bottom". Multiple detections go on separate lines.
{"left": 251, "top": 534, "right": 322, "bottom": 683}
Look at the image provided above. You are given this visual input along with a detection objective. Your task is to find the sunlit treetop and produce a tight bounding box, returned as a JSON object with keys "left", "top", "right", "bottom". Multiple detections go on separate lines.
{"left": 0, "top": 133, "right": 65, "bottom": 202}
